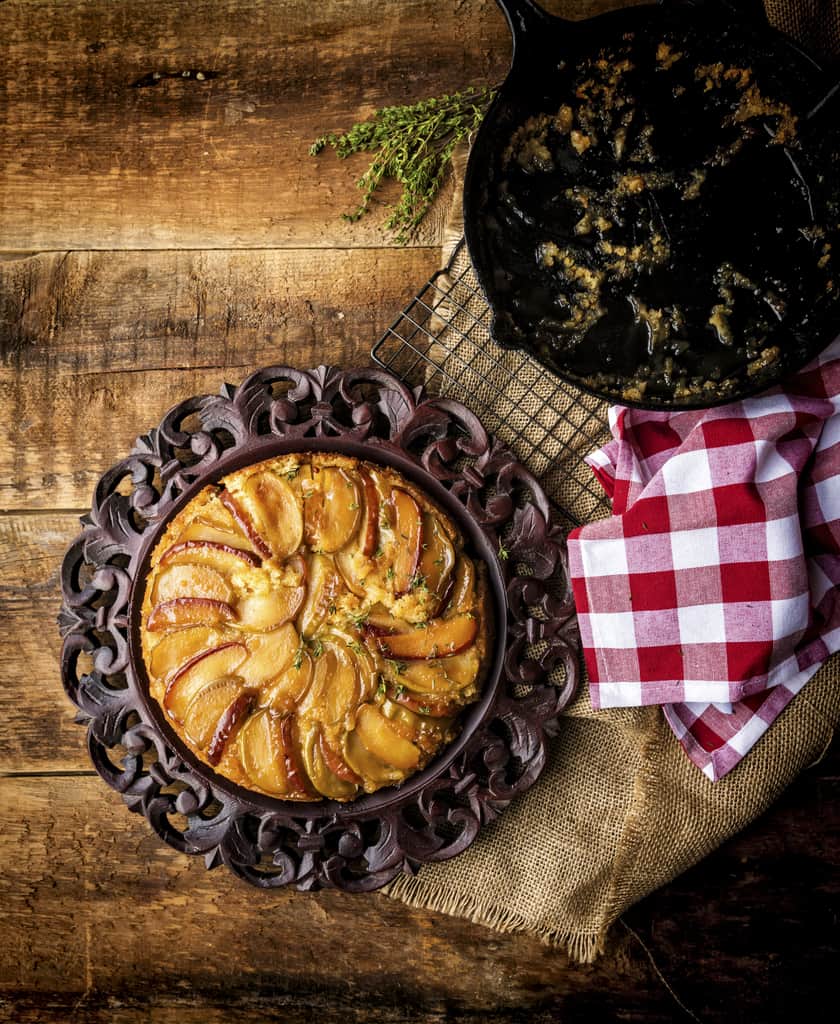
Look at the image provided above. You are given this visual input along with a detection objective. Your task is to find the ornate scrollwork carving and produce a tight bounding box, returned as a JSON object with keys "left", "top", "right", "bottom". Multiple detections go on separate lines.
{"left": 59, "top": 365, "right": 579, "bottom": 891}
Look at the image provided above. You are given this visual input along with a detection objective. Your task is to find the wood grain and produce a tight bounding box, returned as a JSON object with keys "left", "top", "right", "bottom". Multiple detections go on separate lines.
{"left": 0, "top": 0, "right": 507, "bottom": 250}
{"left": 0, "top": 744, "right": 836, "bottom": 1023}
{"left": 0, "top": 247, "right": 438, "bottom": 510}
{"left": 0, "top": 778, "right": 667, "bottom": 1021}
{"left": 0, "top": 0, "right": 643, "bottom": 253}
{"left": 2, "top": 1, "right": 837, "bottom": 1020}
{"left": 0, "top": 513, "right": 84, "bottom": 772}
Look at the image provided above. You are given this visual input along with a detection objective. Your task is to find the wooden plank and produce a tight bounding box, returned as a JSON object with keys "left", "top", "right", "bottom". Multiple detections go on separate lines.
{"left": 0, "top": 513, "right": 85, "bottom": 771}
{"left": 0, "top": 757, "right": 836, "bottom": 1022}
{"left": 0, "top": 0, "right": 641, "bottom": 252}
{"left": 0, "top": 247, "right": 439, "bottom": 510}
{"left": 0, "top": 777, "right": 676, "bottom": 1020}
{"left": 0, "top": 0, "right": 508, "bottom": 251}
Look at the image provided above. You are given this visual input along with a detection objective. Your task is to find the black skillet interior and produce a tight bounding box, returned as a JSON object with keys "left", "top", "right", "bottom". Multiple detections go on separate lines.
{"left": 463, "top": 0, "right": 840, "bottom": 409}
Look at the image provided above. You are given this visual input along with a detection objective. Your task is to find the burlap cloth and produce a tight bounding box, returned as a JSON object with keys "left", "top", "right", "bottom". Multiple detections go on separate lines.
{"left": 384, "top": 0, "right": 840, "bottom": 961}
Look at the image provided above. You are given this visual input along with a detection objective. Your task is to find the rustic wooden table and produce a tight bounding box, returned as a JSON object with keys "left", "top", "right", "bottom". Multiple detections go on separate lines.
{"left": 1, "top": 2, "right": 837, "bottom": 1021}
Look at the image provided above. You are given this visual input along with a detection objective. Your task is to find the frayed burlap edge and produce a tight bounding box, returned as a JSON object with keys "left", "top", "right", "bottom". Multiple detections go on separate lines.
{"left": 386, "top": 873, "right": 605, "bottom": 963}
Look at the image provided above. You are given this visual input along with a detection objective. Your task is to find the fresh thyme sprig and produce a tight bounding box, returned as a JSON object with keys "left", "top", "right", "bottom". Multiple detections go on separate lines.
{"left": 310, "top": 87, "right": 496, "bottom": 243}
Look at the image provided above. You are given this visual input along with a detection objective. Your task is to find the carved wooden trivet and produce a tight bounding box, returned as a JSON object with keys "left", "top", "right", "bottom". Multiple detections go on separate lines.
{"left": 59, "top": 365, "right": 579, "bottom": 891}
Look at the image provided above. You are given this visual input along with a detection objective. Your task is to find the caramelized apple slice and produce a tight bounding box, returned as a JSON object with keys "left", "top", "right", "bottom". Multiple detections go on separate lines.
{"left": 305, "top": 467, "right": 361, "bottom": 553}
{"left": 163, "top": 642, "right": 248, "bottom": 722}
{"left": 153, "top": 563, "right": 233, "bottom": 605}
{"left": 183, "top": 676, "right": 243, "bottom": 748}
{"left": 417, "top": 513, "right": 456, "bottom": 610}
{"left": 296, "top": 553, "right": 343, "bottom": 638}
{"left": 238, "top": 709, "right": 288, "bottom": 796}
{"left": 219, "top": 489, "right": 272, "bottom": 560}
{"left": 147, "top": 597, "right": 236, "bottom": 632}
{"left": 319, "top": 729, "right": 363, "bottom": 784}
{"left": 390, "top": 488, "right": 422, "bottom": 595}
{"left": 342, "top": 729, "right": 401, "bottom": 787}
{"left": 279, "top": 715, "right": 313, "bottom": 798}
{"left": 355, "top": 704, "right": 421, "bottom": 772}
{"left": 240, "top": 471, "right": 303, "bottom": 560}
{"left": 376, "top": 614, "right": 478, "bottom": 660}
{"left": 444, "top": 556, "right": 477, "bottom": 616}
{"left": 238, "top": 622, "right": 299, "bottom": 687}
{"left": 193, "top": 496, "right": 238, "bottom": 532}
{"left": 179, "top": 519, "right": 255, "bottom": 552}
{"left": 160, "top": 540, "right": 261, "bottom": 575}
{"left": 264, "top": 651, "right": 314, "bottom": 712}
{"left": 326, "top": 629, "right": 380, "bottom": 702}
{"left": 207, "top": 690, "right": 254, "bottom": 766}
{"left": 379, "top": 698, "right": 421, "bottom": 742}
{"left": 379, "top": 699, "right": 450, "bottom": 751}
{"left": 235, "top": 587, "right": 304, "bottom": 632}
{"left": 334, "top": 546, "right": 369, "bottom": 598}
{"left": 298, "top": 722, "right": 359, "bottom": 801}
{"left": 400, "top": 649, "right": 481, "bottom": 695}
{"left": 148, "top": 625, "right": 218, "bottom": 680}
{"left": 386, "top": 684, "right": 459, "bottom": 719}
{"left": 363, "top": 606, "right": 412, "bottom": 636}
{"left": 358, "top": 470, "right": 380, "bottom": 558}
{"left": 297, "top": 639, "right": 359, "bottom": 726}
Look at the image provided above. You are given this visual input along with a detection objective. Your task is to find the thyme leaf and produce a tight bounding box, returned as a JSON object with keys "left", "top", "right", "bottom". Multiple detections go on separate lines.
{"left": 311, "top": 87, "right": 496, "bottom": 243}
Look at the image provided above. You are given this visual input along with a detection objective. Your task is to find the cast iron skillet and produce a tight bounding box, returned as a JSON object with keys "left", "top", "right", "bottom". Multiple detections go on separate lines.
{"left": 463, "top": 0, "right": 840, "bottom": 409}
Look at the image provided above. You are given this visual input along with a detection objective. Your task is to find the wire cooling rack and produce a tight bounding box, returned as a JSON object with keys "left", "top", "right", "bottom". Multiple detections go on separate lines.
{"left": 371, "top": 239, "right": 613, "bottom": 530}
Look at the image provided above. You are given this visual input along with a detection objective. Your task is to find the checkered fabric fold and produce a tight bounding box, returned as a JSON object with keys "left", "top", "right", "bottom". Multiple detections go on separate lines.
{"left": 568, "top": 337, "right": 840, "bottom": 780}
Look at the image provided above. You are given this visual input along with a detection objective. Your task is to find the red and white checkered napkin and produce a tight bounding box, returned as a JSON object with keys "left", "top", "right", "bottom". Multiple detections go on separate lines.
{"left": 567, "top": 337, "right": 840, "bottom": 780}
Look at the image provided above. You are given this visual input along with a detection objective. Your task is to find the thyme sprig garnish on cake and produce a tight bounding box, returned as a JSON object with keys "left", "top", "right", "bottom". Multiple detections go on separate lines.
{"left": 310, "top": 87, "right": 495, "bottom": 243}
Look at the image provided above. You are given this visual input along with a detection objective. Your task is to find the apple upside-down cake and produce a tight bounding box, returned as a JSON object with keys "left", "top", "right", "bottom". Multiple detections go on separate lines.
{"left": 139, "top": 452, "right": 490, "bottom": 801}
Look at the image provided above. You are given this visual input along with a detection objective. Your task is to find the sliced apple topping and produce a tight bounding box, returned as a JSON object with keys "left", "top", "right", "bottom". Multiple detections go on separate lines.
{"left": 375, "top": 613, "right": 478, "bottom": 661}
{"left": 148, "top": 625, "right": 219, "bottom": 680}
{"left": 264, "top": 650, "right": 314, "bottom": 713}
{"left": 279, "top": 715, "right": 313, "bottom": 798}
{"left": 355, "top": 704, "right": 421, "bottom": 772}
{"left": 444, "top": 556, "right": 477, "bottom": 616}
{"left": 297, "top": 638, "right": 360, "bottom": 727}
{"left": 319, "top": 729, "right": 363, "bottom": 785}
{"left": 417, "top": 514, "right": 456, "bottom": 611}
{"left": 342, "top": 729, "right": 402, "bottom": 787}
{"left": 206, "top": 690, "right": 254, "bottom": 766}
{"left": 334, "top": 546, "right": 368, "bottom": 598}
{"left": 219, "top": 489, "right": 272, "bottom": 560}
{"left": 304, "top": 467, "right": 361, "bottom": 553}
{"left": 362, "top": 604, "right": 408, "bottom": 632}
{"left": 235, "top": 587, "right": 304, "bottom": 632}
{"left": 296, "top": 553, "right": 343, "bottom": 638}
{"left": 358, "top": 470, "right": 380, "bottom": 558}
{"left": 386, "top": 684, "right": 459, "bottom": 719}
{"left": 143, "top": 452, "right": 486, "bottom": 801}
{"left": 238, "top": 709, "right": 288, "bottom": 796}
{"left": 179, "top": 521, "right": 255, "bottom": 552}
{"left": 298, "top": 722, "right": 359, "bottom": 801}
{"left": 160, "top": 540, "right": 261, "bottom": 576}
{"left": 238, "top": 622, "right": 299, "bottom": 687}
{"left": 239, "top": 471, "right": 303, "bottom": 560}
{"left": 182, "top": 676, "right": 243, "bottom": 748}
{"left": 193, "top": 497, "right": 238, "bottom": 532}
{"left": 400, "top": 649, "right": 480, "bottom": 695}
{"left": 153, "top": 563, "right": 233, "bottom": 605}
{"left": 390, "top": 488, "right": 423, "bottom": 595}
{"left": 147, "top": 597, "right": 236, "bottom": 632}
{"left": 163, "top": 641, "right": 248, "bottom": 722}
